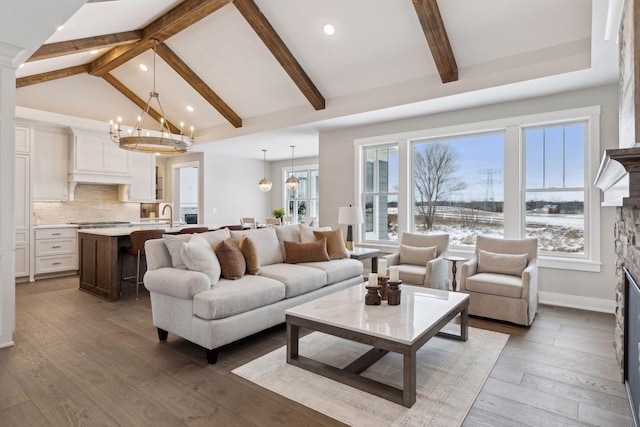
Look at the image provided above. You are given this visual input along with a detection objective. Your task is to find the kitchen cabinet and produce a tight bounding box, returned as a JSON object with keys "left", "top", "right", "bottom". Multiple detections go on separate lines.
{"left": 155, "top": 164, "right": 164, "bottom": 201}
{"left": 122, "top": 151, "right": 156, "bottom": 202}
{"left": 34, "top": 227, "right": 77, "bottom": 276}
{"left": 33, "top": 128, "right": 69, "bottom": 201}
{"left": 15, "top": 126, "right": 32, "bottom": 280}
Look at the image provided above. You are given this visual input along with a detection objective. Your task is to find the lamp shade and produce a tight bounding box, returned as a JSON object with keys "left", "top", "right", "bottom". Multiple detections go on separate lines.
{"left": 338, "top": 206, "right": 364, "bottom": 225}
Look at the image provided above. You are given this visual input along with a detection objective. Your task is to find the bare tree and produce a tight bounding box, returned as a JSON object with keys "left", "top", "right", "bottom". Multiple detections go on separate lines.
{"left": 415, "top": 144, "right": 467, "bottom": 229}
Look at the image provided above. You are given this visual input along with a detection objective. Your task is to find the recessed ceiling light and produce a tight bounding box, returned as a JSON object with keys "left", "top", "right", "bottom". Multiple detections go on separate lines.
{"left": 56, "top": 25, "right": 64, "bottom": 32}
{"left": 18, "top": 64, "right": 24, "bottom": 68}
{"left": 139, "top": 63, "right": 148, "bottom": 72}
{"left": 89, "top": 49, "right": 99, "bottom": 55}
{"left": 186, "top": 105, "right": 194, "bottom": 112}
{"left": 323, "top": 24, "right": 335, "bottom": 36}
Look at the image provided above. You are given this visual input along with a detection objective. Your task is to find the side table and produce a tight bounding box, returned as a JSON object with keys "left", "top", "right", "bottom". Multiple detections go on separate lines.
{"left": 349, "top": 248, "right": 380, "bottom": 273}
{"left": 443, "top": 256, "right": 467, "bottom": 291}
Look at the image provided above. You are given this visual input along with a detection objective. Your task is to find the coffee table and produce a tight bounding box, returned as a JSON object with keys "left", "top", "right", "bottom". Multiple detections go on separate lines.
{"left": 285, "top": 284, "right": 469, "bottom": 407}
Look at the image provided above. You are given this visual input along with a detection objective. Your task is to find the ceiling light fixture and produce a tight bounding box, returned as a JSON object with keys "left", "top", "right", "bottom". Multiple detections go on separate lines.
{"left": 258, "top": 149, "right": 273, "bottom": 192}
{"left": 56, "top": 25, "right": 64, "bottom": 32}
{"left": 89, "top": 49, "right": 99, "bottom": 55}
{"left": 109, "top": 40, "right": 194, "bottom": 154}
{"left": 323, "top": 24, "right": 335, "bottom": 36}
{"left": 139, "top": 63, "right": 148, "bottom": 72}
{"left": 186, "top": 105, "right": 194, "bottom": 112}
{"left": 285, "top": 145, "right": 299, "bottom": 190}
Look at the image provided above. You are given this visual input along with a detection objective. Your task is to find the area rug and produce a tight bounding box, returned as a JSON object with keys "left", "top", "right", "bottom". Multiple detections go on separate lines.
{"left": 233, "top": 327, "right": 508, "bottom": 427}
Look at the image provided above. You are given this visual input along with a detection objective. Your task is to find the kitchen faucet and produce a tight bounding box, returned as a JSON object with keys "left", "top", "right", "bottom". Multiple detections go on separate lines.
{"left": 162, "top": 204, "right": 173, "bottom": 228}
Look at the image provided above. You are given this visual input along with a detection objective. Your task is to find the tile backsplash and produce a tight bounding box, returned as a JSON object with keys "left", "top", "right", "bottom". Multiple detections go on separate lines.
{"left": 33, "top": 184, "right": 140, "bottom": 225}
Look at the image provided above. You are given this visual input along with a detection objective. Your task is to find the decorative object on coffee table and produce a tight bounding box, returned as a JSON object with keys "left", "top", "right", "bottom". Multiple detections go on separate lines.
{"left": 378, "top": 275, "right": 389, "bottom": 301}
{"left": 365, "top": 285, "right": 381, "bottom": 305}
{"left": 387, "top": 280, "right": 402, "bottom": 305}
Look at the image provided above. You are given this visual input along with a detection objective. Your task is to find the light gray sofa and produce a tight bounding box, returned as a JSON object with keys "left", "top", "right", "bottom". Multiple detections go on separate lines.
{"left": 144, "top": 225, "right": 363, "bottom": 364}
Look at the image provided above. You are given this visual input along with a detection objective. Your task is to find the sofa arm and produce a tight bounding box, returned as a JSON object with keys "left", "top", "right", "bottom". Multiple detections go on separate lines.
{"left": 144, "top": 267, "right": 211, "bottom": 300}
{"left": 426, "top": 257, "right": 449, "bottom": 290}
{"left": 521, "top": 260, "right": 538, "bottom": 301}
{"left": 460, "top": 257, "right": 478, "bottom": 291}
{"left": 384, "top": 252, "right": 400, "bottom": 266}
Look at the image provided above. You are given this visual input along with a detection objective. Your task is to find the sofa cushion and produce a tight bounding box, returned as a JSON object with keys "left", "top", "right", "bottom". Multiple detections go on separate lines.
{"left": 274, "top": 224, "right": 301, "bottom": 258}
{"left": 199, "top": 228, "right": 231, "bottom": 249}
{"left": 230, "top": 227, "right": 283, "bottom": 266}
{"left": 260, "top": 263, "right": 327, "bottom": 298}
{"left": 284, "top": 239, "right": 330, "bottom": 264}
{"left": 162, "top": 234, "right": 191, "bottom": 269}
{"left": 465, "top": 272, "right": 523, "bottom": 298}
{"left": 313, "top": 229, "right": 349, "bottom": 260}
{"left": 299, "top": 224, "right": 331, "bottom": 243}
{"left": 396, "top": 264, "right": 427, "bottom": 286}
{"left": 193, "top": 275, "right": 285, "bottom": 320}
{"left": 477, "top": 249, "right": 527, "bottom": 277}
{"left": 239, "top": 235, "right": 260, "bottom": 275}
{"left": 400, "top": 244, "right": 437, "bottom": 266}
{"left": 215, "top": 239, "right": 245, "bottom": 280}
{"left": 181, "top": 233, "right": 221, "bottom": 284}
{"left": 299, "top": 258, "right": 363, "bottom": 285}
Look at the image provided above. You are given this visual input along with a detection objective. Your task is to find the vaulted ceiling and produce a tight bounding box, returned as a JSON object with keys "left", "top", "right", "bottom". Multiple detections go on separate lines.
{"left": 15, "top": 0, "right": 618, "bottom": 159}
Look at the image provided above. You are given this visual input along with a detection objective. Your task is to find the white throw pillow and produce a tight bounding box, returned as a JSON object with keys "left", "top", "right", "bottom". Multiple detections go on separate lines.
{"left": 299, "top": 224, "right": 331, "bottom": 243}
{"left": 399, "top": 244, "right": 437, "bottom": 266}
{"left": 162, "top": 234, "right": 192, "bottom": 269}
{"left": 181, "top": 233, "right": 221, "bottom": 285}
{"left": 477, "top": 249, "right": 527, "bottom": 277}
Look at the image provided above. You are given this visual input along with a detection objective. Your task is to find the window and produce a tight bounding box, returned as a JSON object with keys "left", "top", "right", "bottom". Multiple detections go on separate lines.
{"left": 362, "top": 144, "right": 399, "bottom": 242}
{"left": 412, "top": 132, "right": 504, "bottom": 247}
{"left": 523, "top": 122, "right": 586, "bottom": 255}
{"left": 284, "top": 167, "right": 319, "bottom": 223}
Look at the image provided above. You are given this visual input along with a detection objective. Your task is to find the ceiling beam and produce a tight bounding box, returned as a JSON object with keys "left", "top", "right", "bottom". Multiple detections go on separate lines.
{"left": 28, "top": 31, "right": 143, "bottom": 62}
{"left": 412, "top": 0, "right": 458, "bottom": 83}
{"left": 155, "top": 42, "right": 242, "bottom": 128}
{"left": 90, "top": 0, "right": 232, "bottom": 76}
{"left": 16, "top": 64, "right": 90, "bottom": 88}
{"left": 233, "top": 0, "right": 325, "bottom": 110}
{"left": 102, "top": 73, "right": 181, "bottom": 135}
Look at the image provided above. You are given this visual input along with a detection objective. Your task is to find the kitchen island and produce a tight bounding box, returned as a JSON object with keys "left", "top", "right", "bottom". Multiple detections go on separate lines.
{"left": 78, "top": 225, "right": 220, "bottom": 301}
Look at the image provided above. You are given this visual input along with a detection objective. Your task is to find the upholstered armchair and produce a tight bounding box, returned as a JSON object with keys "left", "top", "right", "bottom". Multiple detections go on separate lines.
{"left": 384, "top": 232, "right": 449, "bottom": 290}
{"left": 460, "top": 235, "right": 538, "bottom": 326}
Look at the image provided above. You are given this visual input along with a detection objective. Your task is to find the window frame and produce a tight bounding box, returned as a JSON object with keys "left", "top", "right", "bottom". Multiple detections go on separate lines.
{"left": 354, "top": 106, "right": 601, "bottom": 272}
{"left": 282, "top": 164, "right": 319, "bottom": 223}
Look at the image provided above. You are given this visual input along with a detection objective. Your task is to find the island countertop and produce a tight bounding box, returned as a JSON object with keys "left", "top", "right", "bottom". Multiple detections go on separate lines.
{"left": 77, "top": 224, "right": 224, "bottom": 237}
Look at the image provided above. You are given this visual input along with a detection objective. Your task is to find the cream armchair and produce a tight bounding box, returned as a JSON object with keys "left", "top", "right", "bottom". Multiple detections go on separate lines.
{"left": 384, "top": 232, "right": 449, "bottom": 290}
{"left": 460, "top": 235, "right": 538, "bottom": 326}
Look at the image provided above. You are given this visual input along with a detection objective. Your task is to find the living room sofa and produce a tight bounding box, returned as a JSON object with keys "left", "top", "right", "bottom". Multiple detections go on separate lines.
{"left": 144, "top": 224, "right": 364, "bottom": 364}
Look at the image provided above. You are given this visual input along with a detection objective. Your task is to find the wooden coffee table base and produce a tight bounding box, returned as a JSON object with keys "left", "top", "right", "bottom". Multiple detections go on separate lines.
{"left": 286, "top": 304, "right": 468, "bottom": 408}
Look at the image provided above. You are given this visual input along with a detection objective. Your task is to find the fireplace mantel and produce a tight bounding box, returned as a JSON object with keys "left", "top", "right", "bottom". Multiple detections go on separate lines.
{"left": 594, "top": 147, "right": 640, "bottom": 206}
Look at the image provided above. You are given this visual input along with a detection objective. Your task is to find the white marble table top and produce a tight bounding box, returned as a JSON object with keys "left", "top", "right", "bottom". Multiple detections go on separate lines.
{"left": 76, "top": 224, "right": 224, "bottom": 237}
{"left": 286, "top": 283, "right": 468, "bottom": 345}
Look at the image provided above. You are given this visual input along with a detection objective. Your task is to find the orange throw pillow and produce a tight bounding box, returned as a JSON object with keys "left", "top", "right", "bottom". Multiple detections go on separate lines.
{"left": 239, "top": 235, "right": 260, "bottom": 275}
{"left": 313, "top": 229, "right": 349, "bottom": 260}
{"left": 214, "top": 238, "right": 246, "bottom": 280}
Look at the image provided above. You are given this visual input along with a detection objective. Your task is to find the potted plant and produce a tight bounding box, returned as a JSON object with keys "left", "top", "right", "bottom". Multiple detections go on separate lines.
{"left": 271, "top": 208, "right": 285, "bottom": 220}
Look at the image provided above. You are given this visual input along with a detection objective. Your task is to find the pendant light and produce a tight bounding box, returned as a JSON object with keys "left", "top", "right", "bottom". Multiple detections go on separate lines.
{"left": 285, "top": 145, "right": 300, "bottom": 190}
{"left": 258, "top": 149, "right": 273, "bottom": 192}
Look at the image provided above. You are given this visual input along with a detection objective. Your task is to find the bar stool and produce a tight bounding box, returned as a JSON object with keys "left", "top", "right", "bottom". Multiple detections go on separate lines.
{"left": 179, "top": 227, "right": 209, "bottom": 234}
{"left": 121, "top": 229, "right": 165, "bottom": 300}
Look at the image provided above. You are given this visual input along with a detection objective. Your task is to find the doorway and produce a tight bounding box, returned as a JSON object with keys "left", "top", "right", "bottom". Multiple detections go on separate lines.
{"left": 172, "top": 161, "right": 200, "bottom": 224}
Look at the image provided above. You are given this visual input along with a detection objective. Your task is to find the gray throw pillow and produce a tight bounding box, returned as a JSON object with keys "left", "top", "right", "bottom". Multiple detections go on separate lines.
{"left": 162, "top": 234, "right": 192, "bottom": 269}
{"left": 181, "top": 233, "right": 221, "bottom": 285}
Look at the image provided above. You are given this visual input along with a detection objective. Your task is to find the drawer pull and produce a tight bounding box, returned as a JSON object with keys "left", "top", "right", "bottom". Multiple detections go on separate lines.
{"left": 51, "top": 233, "right": 62, "bottom": 236}
{"left": 52, "top": 262, "right": 62, "bottom": 265}
{"left": 52, "top": 245, "right": 62, "bottom": 248}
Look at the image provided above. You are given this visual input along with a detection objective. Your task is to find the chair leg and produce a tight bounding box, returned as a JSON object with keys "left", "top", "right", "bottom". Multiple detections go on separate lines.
{"left": 157, "top": 328, "right": 168, "bottom": 341}
{"left": 206, "top": 348, "right": 219, "bottom": 365}
{"left": 135, "top": 250, "right": 141, "bottom": 300}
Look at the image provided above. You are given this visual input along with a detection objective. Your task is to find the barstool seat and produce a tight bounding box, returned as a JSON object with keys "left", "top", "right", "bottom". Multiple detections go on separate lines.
{"left": 179, "top": 227, "right": 209, "bottom": 234}
{"left": 121, "top": 229, "right": 165, "bottom": 299}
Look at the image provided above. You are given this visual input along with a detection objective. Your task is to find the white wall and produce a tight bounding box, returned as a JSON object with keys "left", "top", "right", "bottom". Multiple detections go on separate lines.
{"left": 319, "top": 84, "right": 620, "bottom": 312}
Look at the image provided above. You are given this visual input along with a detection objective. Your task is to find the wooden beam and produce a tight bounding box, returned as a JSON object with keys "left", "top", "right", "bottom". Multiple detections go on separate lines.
{"left": 28, "top": 31, "right": 142, "bottom": 62}
{"left": 16, "top": 64, "right": 90, "bottom": 88}
{"left": 155, "top": 42, "right": 242, "bottom": 128}
{"left": 102, "top": 73, "right": 181, "bottom": 135}
{"left": 412, "top": 0, "right": 458, "bottom": 83}
{"left": 90, "top": 0, "right": 232, "bottom": 76}
{"left": 233, "top": 0, "right": 325, "bottom": 110}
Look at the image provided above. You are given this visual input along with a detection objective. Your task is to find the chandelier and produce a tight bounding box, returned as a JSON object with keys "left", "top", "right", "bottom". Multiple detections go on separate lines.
{"left": 258, "top": 149, "right": 273, "bottom": 192}
{"left": 109, "top": 40, "right": 194, "bottom": 154}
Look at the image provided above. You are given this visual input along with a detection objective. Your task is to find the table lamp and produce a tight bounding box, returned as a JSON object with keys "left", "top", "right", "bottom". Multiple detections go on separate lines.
{"left": 338, "top": 205, "right": 364, "bottom": 250}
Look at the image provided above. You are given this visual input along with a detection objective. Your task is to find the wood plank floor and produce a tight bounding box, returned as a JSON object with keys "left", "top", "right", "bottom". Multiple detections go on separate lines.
{"left": 0, "top": 276, "right": 633, "bottom": 426}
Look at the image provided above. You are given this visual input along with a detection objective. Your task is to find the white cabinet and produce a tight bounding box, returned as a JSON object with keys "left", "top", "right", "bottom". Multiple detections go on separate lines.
{"left": 15, "top": 126, "right": 32, "bottom": 279}
{"left": 34, "top": 227, "right": 77, "bottom": 275}
{"left": 33, "top": 128, "right": 69, "bottom": 200}
{"left": 125, "top": 152, "right": 156, "bottom": 202}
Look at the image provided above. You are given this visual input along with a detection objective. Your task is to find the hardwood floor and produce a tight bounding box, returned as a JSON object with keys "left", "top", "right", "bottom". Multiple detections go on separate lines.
{"left": 0, "top": 276, "right": 633, "bottom": 426}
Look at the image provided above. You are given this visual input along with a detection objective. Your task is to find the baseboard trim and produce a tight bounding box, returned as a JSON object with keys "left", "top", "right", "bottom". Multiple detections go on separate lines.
{"left": 538, "top": 291, "right": 615, "bottom": 314}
